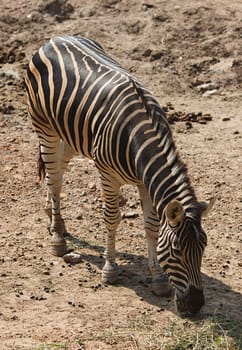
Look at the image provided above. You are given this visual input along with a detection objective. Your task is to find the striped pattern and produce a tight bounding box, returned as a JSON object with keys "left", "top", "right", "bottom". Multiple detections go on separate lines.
{"left": 25, "top": 36, "right": 207, "bottom": 312}
{"left": 26, "top": 36, "right": 196, "bottom": 213}
{"left": 158, "top": 216, "right": 207, "bottom": 292}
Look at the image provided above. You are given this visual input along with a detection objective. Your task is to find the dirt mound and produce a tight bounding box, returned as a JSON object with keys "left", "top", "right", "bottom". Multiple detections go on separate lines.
{"left": 38, "top": 0, "right": 74, "bottom": 21}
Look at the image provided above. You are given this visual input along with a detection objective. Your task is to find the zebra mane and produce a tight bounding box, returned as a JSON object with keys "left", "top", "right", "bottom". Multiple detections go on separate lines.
{"left": 130, "top": 79, "right": 169, "bottom": 136}
{"left": 131, "top": 79, "right": 199, "bottom": 216}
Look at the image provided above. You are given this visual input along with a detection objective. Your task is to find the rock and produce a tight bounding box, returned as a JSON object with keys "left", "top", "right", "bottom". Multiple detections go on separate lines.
{"left": 79, "top": 7, "right": 96, "bottom": 17}
{"left": 196, "top": 82, "right": 219, "bottom": 92}
{"left": 122, "top": 211, "right": 139, "bottom": 219}
{"left": 203, "top": 89, "right": 219, "bottom": 97}
{"left": 201, "top": 114, "right": 213, "bottom": 121}
{"left": 152, "top": 13, "right": 170, "bottom": 23}
{"left": 76, "top": 213, "right": 83, "bottom": 220}
{"left": 88, "top": 182, "right": 96, "bottom": 191}
{"left": 63, "top": 252, "right": 82, "bottom": 264}
{"left": 142, "top": 3, "right": 155, "bottom": 10}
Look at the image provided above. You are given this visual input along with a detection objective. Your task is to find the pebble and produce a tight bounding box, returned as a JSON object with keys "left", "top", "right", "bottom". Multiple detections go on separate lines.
{"left": 196, "top": 82, "right": 219, "bottom": 92}
{"left": 63, "top": 252, "right": 82, "bottom": 264}
{"left": 88, "top": 182, "right": 96, "bottom": 191}
{"left": 79, "top": 8, "right": 96, "bottom": 17}
{"left": 142, "top": 3, "right": 154, "bottom": 10}
{"left": 122, "top": 211, "right": 139, "bottom": 219}
{"left": 76, "top": 213, "right": 83, "bottom": 220}
{"left": 203, "top": 89, "right": 219, "bottom": 97}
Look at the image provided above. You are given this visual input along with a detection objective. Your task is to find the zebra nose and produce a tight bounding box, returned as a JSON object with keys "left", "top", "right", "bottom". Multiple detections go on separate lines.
{"left": 175, "top": 286, "right": 205, "bottom": 315}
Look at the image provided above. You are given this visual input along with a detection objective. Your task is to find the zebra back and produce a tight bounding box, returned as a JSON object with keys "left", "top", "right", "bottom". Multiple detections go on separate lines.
{"left": 25, "top": 36, "right": 198, "bottom": 219}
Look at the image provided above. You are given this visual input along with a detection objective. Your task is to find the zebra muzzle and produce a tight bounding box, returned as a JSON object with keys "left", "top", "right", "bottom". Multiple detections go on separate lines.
{"left": 175, "top": 286, "right": 205, "bottom": 315}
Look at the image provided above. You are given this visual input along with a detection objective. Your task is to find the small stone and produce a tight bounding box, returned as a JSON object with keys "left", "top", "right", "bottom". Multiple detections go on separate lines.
{"left": 79, "top": 7, "right": 96, "bottom": 17}
{"left": 43, "top": 270, "right": 50, "bottom": 275}
{"left": 203, "top": 89, "right": 219, "bottom": 97}
{"left": 88, "top": 182, "right": 96, "bottom": 191}
{"left": 152, "top": 13, "right": 169, "bottom": 22}
{"left": 197, "top": 82, "right": 219, "bottom": 92}
{"left": 63, "top": 252, "right": 82, "bottom": 264}
{"left": 76, "top": 213, "right": 83, "bottom": 220}
{"left": 122, "top": 211, "right": 139, "bottom": 219}
{"left": 202, "top": 114, "right": 213, "bottom": 121}
{"left": 142, "top": 2, "right": 154, "bottom": 9}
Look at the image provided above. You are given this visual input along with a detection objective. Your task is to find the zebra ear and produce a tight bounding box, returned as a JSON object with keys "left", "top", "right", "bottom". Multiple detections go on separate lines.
{"left": 165, "top": 200, "right": 184, "bottom": 227}
{"left": 199, "top": 197, "right": 216, "bottom": 217}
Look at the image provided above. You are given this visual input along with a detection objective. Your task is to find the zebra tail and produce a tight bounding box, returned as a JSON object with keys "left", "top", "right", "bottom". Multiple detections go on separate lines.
{"left": 38, "top": 144, "right": 46, "bottom": 181}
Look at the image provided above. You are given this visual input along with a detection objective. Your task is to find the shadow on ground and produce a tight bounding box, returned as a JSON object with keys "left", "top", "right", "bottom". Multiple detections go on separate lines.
{"left": 64, "top": 233, "right": 242, "bottom": 346}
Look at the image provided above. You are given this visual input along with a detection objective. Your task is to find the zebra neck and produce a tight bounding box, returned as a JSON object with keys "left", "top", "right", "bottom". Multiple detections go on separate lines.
{"left": 137, "top": 132, "right": 197, "bottom": 219}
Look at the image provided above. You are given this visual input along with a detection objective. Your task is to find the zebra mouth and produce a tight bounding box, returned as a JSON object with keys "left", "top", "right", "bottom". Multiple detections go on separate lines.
{"left": 175, "top": 286, "right": 205, "bottom": 316}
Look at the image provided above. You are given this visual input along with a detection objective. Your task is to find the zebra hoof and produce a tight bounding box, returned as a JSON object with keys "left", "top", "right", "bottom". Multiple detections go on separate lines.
{"left": 101, "top": 262, "right": 118, "bottom": 284}
{"left": 48, "top": 218, "right": 67, "bottom": 237}
{"left": 50, "top": 234, "right": 67, "bottom": 257}
{"left": 151, "top": 274, "right": 172, "bottom": 297}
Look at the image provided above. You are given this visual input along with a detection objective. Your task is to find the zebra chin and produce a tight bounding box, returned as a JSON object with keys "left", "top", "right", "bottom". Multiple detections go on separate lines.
{"left": 174, "top": 286, "right": 205, "bottom": 316}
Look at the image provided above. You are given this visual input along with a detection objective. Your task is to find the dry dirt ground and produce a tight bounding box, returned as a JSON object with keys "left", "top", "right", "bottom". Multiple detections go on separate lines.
{"left": 0, "top": 0, "right": 242, "bottom": 349}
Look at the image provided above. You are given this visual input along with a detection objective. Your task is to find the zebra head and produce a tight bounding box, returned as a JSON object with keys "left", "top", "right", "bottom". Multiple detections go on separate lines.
{"left": 158, "top": 198, "right": 215, "bottom": 315}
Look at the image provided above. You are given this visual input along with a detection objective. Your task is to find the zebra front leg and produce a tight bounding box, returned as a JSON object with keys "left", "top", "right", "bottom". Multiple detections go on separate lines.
{"left": 99, "top": 172, "right": 121, "bottom": 284}
{"left": 102, "top": 229, "right": 119, "bottom": 284}
{"left": 138, "top": 186, "right": 172, "bottom": 297}
{"left": 146, "top": 228, "right": 171, "bottom": 297}
{"left": 40, "top": 138, "right": 68, "bottom": 257}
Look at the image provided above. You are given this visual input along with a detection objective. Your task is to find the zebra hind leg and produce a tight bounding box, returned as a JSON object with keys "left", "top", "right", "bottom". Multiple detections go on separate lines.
{"left": 39, "top": 137, "right": 69, "bottom": 257}
{"left": 38, "top": 147, "right": 53, "bottom": 233}
{"left": 43, "top": 141, "right": 74, "bottom": 237}
{"left": 99, "top": 172, "right": 121, "bottom": 284}
{"left": 138, "top": 186, "right": 172, "bottom": 297}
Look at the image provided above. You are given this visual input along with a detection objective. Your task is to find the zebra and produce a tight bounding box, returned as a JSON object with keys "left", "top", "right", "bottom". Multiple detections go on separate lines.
{"left": 25, "top": 36, "right": 214, "bottom": 315}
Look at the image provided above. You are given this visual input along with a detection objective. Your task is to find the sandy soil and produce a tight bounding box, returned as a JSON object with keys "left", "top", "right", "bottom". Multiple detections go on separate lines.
{"left": 0, "top": 0, "right": 241, "bottom": 349}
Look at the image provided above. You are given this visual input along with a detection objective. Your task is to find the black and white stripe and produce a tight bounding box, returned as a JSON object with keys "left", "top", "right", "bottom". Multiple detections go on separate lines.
{"left": 25, "top": 36, "right": 210, "bottom": 314}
